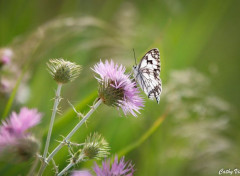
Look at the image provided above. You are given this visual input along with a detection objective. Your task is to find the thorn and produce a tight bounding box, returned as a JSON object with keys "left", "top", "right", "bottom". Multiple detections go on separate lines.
{"left": 36, "top": 154, "right": 48, "bottom": 164}
{"left": 37, "top": 154, "right": 44, "bottom": 162}
{"left": 84, "top": 120, "right": 88, "bottom": 128}
{"left": 57, "top": 95, "right": 62, "bottom": 103}
{"left": 68, "top": 145, "right": 74, "bottom": 157}
{"left": 78, "top": 112, "right": 85, "bottom": 118}
{"left": 39, "top": 154, "right": 49, "bottom": 165}
{"left": 51, "top": 158, "right": 59, "bottom": 175}
{"left": 56, "top": 135, "right": 71, "bottom": 146}
{"left": 55, "top": 139, "right": 63, "bottom": 144}
{"left": 67, "top": 100, "right": 84, "bottom": 118}
{"left": 69, "top": 141, "right": 85, "bottom": 147}
{"left": 89, "top": 104, "right": 95, "bottom": 110}
{"left": 59, "top": 135, "right": 66, "bottom": 140}
{"left": 67, "top": 157, "right": 72, "bottom": 163}
{"left": 56, "top": 107, "right": 63, "bottom": 115}
{"left": 89, "top": 97, "right": 100, "bottom": 111}
{"left": 44, "top": 158, "right": 49, "bottom": 165}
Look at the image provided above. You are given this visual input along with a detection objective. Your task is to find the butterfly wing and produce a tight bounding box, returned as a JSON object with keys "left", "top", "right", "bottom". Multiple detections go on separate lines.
{"left": 134, "top": 48, "right": 162, "bottom": 104}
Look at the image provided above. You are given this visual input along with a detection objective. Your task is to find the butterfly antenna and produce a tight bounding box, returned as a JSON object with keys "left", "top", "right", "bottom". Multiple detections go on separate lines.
{"left": 133, "top": 48, "right": 137, "bottom": 65}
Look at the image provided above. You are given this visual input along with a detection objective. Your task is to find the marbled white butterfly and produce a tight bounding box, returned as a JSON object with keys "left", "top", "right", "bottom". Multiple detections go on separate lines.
{"left": 133, "top": 48, "right": 162, "bottom": 104}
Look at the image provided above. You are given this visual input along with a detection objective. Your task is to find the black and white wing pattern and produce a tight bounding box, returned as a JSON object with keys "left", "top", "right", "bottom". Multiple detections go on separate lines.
{"left": 133, "top": 48, "right": 162, "bottom": 104}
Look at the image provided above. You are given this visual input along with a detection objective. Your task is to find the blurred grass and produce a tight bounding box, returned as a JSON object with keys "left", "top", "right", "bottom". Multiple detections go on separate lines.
{"left": 0, "top": 0, "right": 240, "bottom": 176}
{"left": 117, "top": 110, "right": 167, "bottom": 157}
{"left": 2, "top": 66, "right": 26, "bottom": 118}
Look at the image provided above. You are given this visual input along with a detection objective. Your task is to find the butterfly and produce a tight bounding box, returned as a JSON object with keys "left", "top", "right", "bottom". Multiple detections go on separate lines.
{"left": 132, "top": 48, "right": 162, "bottom": 104}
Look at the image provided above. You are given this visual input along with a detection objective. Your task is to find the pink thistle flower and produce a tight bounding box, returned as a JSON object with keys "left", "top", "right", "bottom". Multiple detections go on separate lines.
{"left": 0, "top": 107, "right": 42, "bottom": 162}
{"left": 92, "top": 60, "right": 144, "bottom": 117}
{"left": 1, "top": 107, "right": 42, "bottom": 136}
{"left": 93, "top": 156, "right": 135, "bottom": 176}
{"left": 71, "top": 170, "right": 93, "bottom": 176}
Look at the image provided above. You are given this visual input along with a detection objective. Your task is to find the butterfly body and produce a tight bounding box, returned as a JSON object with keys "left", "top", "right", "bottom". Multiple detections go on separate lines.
{"left": 133, "top": 48, "right": 162, "bottom": 104}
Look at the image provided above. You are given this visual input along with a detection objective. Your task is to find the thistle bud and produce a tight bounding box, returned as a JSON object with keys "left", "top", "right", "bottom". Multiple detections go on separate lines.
{"left": 82, "top": 133, "right": 110, "bottom": 160}
{"left": 16, "top": 136, "right": 40, "bottom": 161}
{"left": 0, "top": 136, "right": 39, "bottom": 163}
{"left": 47, "top": 59, "right": 81, "bottom": 84}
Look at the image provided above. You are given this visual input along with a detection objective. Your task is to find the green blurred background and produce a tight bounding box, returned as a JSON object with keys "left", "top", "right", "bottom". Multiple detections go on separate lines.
{"left": 0, "top": 0, "right": 240, "bottom": 175}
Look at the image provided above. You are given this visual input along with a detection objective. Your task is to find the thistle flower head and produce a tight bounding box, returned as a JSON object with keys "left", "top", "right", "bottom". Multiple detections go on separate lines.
{"left": 93, "top": 155, "right": 135, "bottom": 176}
{"left": 82, "top": 132, "right": 110, "bottom": 160}
{"left": 47, "top": 58, "right": 81, "bottom": 84}
{"left": 0, "top": 107, "right": 42, "bottom": 162}
{"left": 92, "top": 60, "right": 144, "bottom": 117}
{"left": 1, "top": 107, "right": 42, "bottom": 136}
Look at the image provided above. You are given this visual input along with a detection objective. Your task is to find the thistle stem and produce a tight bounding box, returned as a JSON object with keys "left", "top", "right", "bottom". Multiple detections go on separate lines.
{"left": 57, "top": 154, "right": 84, "bottom": 176}
{"left": 38, "top": 98, "right": 102, "bottom": 176}
{"left": 38, "top": 84, "right": 62, "bottom": 176}
{"left": 43, "top": 84, "right": 62, "bottom": 159}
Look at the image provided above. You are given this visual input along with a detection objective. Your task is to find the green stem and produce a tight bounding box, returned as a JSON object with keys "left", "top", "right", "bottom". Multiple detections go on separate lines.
{"left": 37, "top": 84, "right": 62, "bottom": 176}
{"left": 38, "top": 98, "right": 102, "bottom": 176}
{"left": 43, "top": 83, "right": 62, "bottom": 159}
{"left": 57, "top": 154, "right": 84, "bottom": 176}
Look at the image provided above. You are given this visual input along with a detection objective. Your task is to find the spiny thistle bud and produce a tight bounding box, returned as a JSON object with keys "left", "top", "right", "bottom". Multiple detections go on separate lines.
{"left": 0, "top": 136, "right": 39, "bottom": 163}
{"left": 47, "top": 58, "right": 81, "bottom": 84}
{"left": 82, "top": 133, "right": 110, "bottom": 160}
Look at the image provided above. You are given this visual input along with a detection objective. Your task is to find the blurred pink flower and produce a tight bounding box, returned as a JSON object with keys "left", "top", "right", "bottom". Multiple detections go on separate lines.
{"left": 0, "top": 107, "right": 42, "bottom": 151}
{"left": 92, "top": 60, "right": 144, "bottom": 117}
{"left": 93, "top": 156, "right": 135, "bottom": 176}
{"left": 0, "top": 48, "right": 12, "bottom": 65}
{"left": 0, "top": 79, "right": 11, "bottom": 93}
{"left": 71, "top": 170, "right": 93, "bottom": 176}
